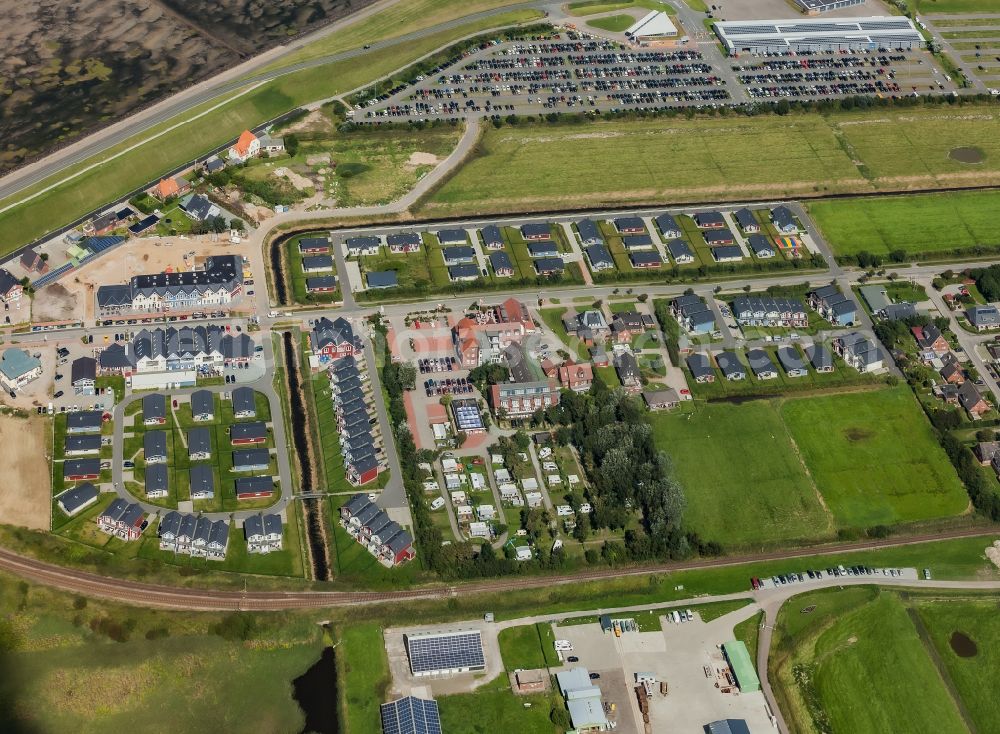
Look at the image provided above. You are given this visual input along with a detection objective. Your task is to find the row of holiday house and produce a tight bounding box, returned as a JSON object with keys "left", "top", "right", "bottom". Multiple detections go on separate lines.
{"left": 326, "top": 354, "right": 385, "bottom": 486}
{"left": 94, "top": 326, "right": 256, "bottom": 380}
{"left": 96, "top": 255, "right": 243, "bottom": 315}
{"left": 339, "top": 493, "right": 415, "bottom": 567}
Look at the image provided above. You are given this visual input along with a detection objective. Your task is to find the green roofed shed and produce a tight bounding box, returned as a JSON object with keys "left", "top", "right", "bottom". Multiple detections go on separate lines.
{"left": 722, "top": 640, "right": 759, "bottom": 693}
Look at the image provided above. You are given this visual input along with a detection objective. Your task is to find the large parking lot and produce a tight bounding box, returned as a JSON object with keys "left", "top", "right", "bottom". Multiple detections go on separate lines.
{"left": 732, "top": 48, "right": 956, "bottom": 100}
{"left": 358, "top": 34, "right": 733, "bottom": 120}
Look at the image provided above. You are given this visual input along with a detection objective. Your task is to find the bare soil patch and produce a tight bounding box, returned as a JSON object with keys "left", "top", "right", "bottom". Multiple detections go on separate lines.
{"left": 0, "top": 414, "right": 51, "bottom": 530}
{"left": 31, "top": 282, "right": 78, "bottom": 323}
{"left": 407, "top": 151, "right": 440, "bottom": 167}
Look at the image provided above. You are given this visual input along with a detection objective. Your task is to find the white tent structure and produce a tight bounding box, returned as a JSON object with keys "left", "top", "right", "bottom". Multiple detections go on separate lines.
{"left": 626, "top": 10, "right": 678, "bottom": 39}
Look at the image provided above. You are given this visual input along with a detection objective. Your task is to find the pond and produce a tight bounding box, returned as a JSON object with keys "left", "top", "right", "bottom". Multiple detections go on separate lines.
{"left": 949, "top": 630, "right": 978, "bottom": 658}
{"left": 949, "top": 146, "right": 985, "bottom": 164}
{"left": 293, "top": 646, "right": 340, "bottom": 734}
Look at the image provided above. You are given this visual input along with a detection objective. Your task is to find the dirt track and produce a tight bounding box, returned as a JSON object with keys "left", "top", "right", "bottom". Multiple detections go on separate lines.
{"left": 0, "top": 415, "right": 50, "bottom": 530}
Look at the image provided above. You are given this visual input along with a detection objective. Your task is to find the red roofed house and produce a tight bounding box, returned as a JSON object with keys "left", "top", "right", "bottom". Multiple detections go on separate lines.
{"left": 153, "top": 176, "right": 190, "bottom": 200}
{"left": 558, "top": 359, "right": 593, "bottom": 392}
{"left": 911, "top": 324, "right": 949, "bottom": 356}
{"left": 453, "top": 297, "right": 536, "bottom": 368}
{"left": 228, "top": 130, "right": 261, "bottom": 163}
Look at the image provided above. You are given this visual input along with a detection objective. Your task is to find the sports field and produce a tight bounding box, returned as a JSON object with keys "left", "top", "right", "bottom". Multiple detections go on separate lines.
{"left": 808, "top": 190, "right": 1000, "bottom": 258}
{"left": 772, "top": 588, "right": 970, "bottom": 734}
{"left": 649, "top": 401, "right": 833, "bottom": 547}
{"left": 780, "top": 387, "right": 969, "bottom": 528}
{"left": 425, "top": 106, "right": 1000, "bottom": 215}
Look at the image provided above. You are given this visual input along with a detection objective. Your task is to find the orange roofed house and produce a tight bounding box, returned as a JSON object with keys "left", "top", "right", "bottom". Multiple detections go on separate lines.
{"left": 558, "top": 359, "right": 593, "bottom": 393}
{"left": 228, "top": 130, "right": 261, "bottom": 163}
{"left": 453, "top": 297, "right": 536, "bottom": 368}
{"left": 152, "top": 175, "right": 190, "bottom": 200}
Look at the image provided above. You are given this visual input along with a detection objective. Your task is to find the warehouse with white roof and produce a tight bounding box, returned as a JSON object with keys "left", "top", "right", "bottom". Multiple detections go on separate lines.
{"left": 714, "top": 16, "right": 923, "bottom": 54}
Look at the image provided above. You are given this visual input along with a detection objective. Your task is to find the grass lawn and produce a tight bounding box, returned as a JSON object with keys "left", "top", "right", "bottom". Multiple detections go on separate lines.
{"left": 734, "top": 610, "right": 763, "bottom": 663}
{"left": 338, "top": 622, "right": 391, "bottom": 734}
{"left": 569, "top": 0, "right": 675, "bottom": 15}
{"left": 771, "top": 588, "right": 968, "bottom": 734}
{"left": 587, "top": 14, "right": 635, "bottom": 32}
{"left": 538, "top": 307, "right": 589, "bottom": 361}
{"left": 809, "top": 191, "right": 1000, "bottom": 259}
{"left": 424, "top": 105, "right": 1000, "bottom": 217}
{"left": 650, "top": 400, "right": 833, "bottom": 547}
{"left": 917, "top": 0, "right": 1000, "bottom": 12}
{"left": 916, "top": 596, "right": 1000, "bottom": 732}
{"left": 780, "top": 387, "right": 969, "bottom": 528}
{"left": 497, "top": 622, "right": 558, "bottom": 670}
{"left": 437, "top": 676, "right": 564, "bottom": 734}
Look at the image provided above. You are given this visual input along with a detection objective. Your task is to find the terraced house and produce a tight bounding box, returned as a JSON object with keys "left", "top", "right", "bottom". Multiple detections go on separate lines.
{"left": 731, "top": 295, "right": 808, "bottom": 328}
{"left": 130, "top": 325, "right": 254, "bottom": 373}
{"left": 95, "top": 255, "right": 242, "bottom": 314}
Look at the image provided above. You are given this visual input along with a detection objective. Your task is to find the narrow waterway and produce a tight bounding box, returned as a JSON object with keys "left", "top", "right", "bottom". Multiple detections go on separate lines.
{"left": 281, "top": 330, "right": 331, "bottom": 581}
{"left": 269, "top": 231, "right": 293, "bottom": 305}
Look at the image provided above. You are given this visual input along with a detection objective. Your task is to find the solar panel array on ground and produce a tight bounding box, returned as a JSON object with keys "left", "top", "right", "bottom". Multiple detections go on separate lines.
{"left": 85, "top": 236, "right": 127, "bottom": 254}
{"left": 405, "top": 630, "right": 486, "bottom": 675}
{"left": 380, "top": 697, "right": 442, "bottom": 734}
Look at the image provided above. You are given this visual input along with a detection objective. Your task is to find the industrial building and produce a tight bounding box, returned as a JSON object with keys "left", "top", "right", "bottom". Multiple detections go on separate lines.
{"left": 714, "top": 16, "right": 923, "bottom": 54}
{"left": 796, "top": 0, "right": 865, "bottom": 14}
{"left": 722, "top": 640, "right": 760, "bottom": 693}
{"left": 626, "top": 10, "right": 678, "bottom": 40}
{"left": 404, "top": 629, "right": 486, "bottom": 677}
{"left": 556, "top": 667, "right": 610, "bottom": 731}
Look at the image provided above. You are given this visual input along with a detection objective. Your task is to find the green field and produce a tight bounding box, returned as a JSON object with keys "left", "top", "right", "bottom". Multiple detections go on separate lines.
{"left": 337, "top": 622, "right": 391, "bottom": 734}
{"left": 587, "top": 14, "right": 635, "bottom": 32}
{"left": 425, "top": 106, "right": 1000, "bottom": 216}
{"left": 917, "top": 0, "right": 1000, "bottom": 12}
{"left": 916, "top": 596, "right": 1000, "bottom": 731}
{"left": 650, "top": 400, "right": 833, "bottom": 546}
{"left": 809, "top": 190, "right": 1000, "bottom": 258}
{"left": 780, "top": 387, "right": 969, "bottom": 528}
{"left": 651, "top": 387, "right": 969, "bottom": 546}
{"left": 771, "top": 587, "right": 998, "bottom": 734}
{"left": 438, "top": 676, "right": 563, "bottom": 734}
{"left": 568, "top": 0, "right": 675, "bottom": 16}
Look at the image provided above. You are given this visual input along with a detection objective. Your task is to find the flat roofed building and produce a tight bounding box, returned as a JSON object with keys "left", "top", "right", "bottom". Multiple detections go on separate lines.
{"left": 796, "top": 0, "right": 864, "bottom": 13}
{"left": 715, "top": 16, "right": 923, "bottom": 54}
{"left": 405, "top": 629, "right": 486, "bottom": 676}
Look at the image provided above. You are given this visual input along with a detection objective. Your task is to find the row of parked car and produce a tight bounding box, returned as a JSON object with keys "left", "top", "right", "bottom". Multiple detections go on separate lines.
{"left": 418, "top": 356, "right": 458, "bottom": 373}
{"left": 424, "top": 377, "right": 473, "bottom": 397}
{"left": 750, "top": 565, "right": 908, "bottom": 589}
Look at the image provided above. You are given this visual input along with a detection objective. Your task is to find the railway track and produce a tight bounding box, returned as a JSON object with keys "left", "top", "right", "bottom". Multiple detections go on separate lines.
{"left": 0, "top": 525, "right": 996, "bottom": 611}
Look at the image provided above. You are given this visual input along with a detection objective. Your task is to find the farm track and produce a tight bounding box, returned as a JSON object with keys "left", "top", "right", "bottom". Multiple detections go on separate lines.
{"left": 0, "top": 526, "right": 996, "bottom": 611}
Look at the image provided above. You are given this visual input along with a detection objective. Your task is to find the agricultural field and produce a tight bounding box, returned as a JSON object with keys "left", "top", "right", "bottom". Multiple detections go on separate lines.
{"left": 0, "top": 570, "right": 323, "bottom": 734}
{"left": 915, "top": 0, "right": 1000, "bottom": 12}
{"left": 650, "top": 400, "right": 833, "bottom": 547}
{"left": 771, "top": 587, "right": 1000, "bottom": 734}
{"left": 780, "top": 387, "right": 969, "bottom": 528}
{"left": 809, "top": 190, "right": 1000, "bottom": 259}
{"left": 425, "top": 105, "right": 1000, "bottom": 216}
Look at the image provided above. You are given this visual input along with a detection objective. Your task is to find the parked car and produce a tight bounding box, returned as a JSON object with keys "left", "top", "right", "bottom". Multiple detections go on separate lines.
{"left": 54, "top": 391, "right": 64, "bottom": 399}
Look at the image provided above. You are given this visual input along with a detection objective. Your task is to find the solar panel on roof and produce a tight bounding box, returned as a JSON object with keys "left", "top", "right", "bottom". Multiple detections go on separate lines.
{"left": 380, "top": 697, "right": 442, "bottom": 734}
{"left": 406, "top": 631, "right": 485, "bottom": 675}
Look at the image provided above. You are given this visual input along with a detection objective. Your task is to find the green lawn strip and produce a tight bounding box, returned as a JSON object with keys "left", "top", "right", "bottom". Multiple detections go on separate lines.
{"left": 808, "top": 190, "right": 1000, "bottom": 259}
{"left": 337, "top": 621, "right": 392, "bottom": 734}
{"left": 733, "top": 610, "right": 763, "bottom": 663}
{"left": 569, "top": 0, "right": 676, "bottom": 15}
{"left": 650, "top": 400, "right": 834, "bottom": 547}
{"left": 595, "top": 364, "right": 619, "bottom": 387}
{"left": 779, "top": 386, "right": 969, "bottom": 529}
{"left": 772, "top": 588, "right": 967, "bottom": 734}
{"left": 915, "top": 595, "right": 1000, "bottom": 731}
